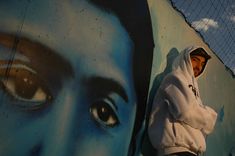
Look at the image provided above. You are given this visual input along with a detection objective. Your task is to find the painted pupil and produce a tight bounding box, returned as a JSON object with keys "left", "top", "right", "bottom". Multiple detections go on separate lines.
{"left": 7, "top": 69, "right": 42, "bottom": 100}
{"left": 98, "top": 105, "right": 110, "bottom": 122}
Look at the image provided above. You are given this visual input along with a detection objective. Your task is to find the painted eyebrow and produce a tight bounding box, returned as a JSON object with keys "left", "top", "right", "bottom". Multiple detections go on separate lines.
{"left": 84, "top": 76, "right": 129, "bottom": 103}
{"left": 0, "top": 32, "right": 74, "bottom": 81}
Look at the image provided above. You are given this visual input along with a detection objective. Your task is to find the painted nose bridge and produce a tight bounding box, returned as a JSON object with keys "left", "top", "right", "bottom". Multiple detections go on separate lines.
{"left": 42, "top": 85, "right": 79, "bottom": 156}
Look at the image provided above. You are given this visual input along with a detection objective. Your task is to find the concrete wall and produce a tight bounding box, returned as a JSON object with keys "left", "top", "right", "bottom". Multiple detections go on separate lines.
{"left": 144, "top": 0, "right": 235, "bottom": 155}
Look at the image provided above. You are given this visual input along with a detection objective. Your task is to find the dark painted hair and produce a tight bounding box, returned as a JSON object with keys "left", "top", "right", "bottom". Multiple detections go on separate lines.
{"left": 89, "top": 0, "right": 154, "bottom": 154}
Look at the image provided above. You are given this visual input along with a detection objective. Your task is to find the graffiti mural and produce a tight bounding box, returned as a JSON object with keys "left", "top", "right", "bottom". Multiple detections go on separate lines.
{"left": 0, "top": 0, "right": 154, "bottom": 156}
{"left": 1, "top": 0, "right": 235, "bottom": 156}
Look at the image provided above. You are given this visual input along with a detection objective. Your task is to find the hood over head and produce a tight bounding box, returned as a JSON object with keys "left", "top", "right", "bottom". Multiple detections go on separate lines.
{"left": 172, "top": 46, "right": 210, "bottom": 79}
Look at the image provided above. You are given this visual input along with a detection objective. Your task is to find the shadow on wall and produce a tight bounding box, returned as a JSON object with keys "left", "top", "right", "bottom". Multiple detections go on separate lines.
{"left": 229, "top": 146, "right": 235, "bottom": 156}
{"left": 141, "top": 48, "right": 179, "bottom": 156}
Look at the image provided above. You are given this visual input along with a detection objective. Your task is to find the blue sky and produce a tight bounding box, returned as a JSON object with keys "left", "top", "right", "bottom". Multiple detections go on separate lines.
{"left": 171, "top": 0, "right": 235, "bottom": 75}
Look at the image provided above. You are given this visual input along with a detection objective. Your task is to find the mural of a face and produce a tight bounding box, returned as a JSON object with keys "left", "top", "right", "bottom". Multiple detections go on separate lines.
{"left": 0, "top": 0, "right": 154, "bottom": 156}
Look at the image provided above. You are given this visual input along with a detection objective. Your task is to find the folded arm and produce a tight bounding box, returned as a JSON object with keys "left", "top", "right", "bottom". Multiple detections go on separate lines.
{"left": 164, "top": 77, "right": 217, "bottom": 134}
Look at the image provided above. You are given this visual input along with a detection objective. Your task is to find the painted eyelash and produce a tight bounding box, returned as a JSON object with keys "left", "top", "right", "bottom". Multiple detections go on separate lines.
{"left": 0, "top": 63, "right": 36, "bottom": 74}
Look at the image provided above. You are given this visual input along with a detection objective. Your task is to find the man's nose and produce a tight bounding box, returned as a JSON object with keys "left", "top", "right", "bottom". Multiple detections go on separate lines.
{"left": 41, "top": 85, "right": 81, "bottom": 156}
{"left": 198, "top": 64, "right": 203, "bottom": 72}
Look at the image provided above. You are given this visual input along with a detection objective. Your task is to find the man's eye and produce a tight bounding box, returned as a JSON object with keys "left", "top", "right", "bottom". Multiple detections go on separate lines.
{"left": 90, "top": 99, "right": 119, "bottom": 128}
{"left": 0, "top": 67, "right": 52, "bottom": 110}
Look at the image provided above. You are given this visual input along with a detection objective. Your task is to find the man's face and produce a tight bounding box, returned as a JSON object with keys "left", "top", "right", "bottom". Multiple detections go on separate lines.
{"left": 190, "top": 55, "right": 206, "bottom": 77}
{"left": 0, "top": 0, "right": 137, "bottom": 156}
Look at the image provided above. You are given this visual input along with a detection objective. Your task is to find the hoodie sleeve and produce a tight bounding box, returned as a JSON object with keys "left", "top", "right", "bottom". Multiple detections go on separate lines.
{"left": 163, "top": 75, "right": 217, "bottom": 134}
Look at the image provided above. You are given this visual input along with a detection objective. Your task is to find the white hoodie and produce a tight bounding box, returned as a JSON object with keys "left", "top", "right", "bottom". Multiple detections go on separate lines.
{"left": 148, "top": 46, "right": 217, "bottom": 155}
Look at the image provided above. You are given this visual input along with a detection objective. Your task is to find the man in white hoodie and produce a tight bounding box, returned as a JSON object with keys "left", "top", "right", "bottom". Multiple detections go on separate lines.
{"left": 148, "top": 47, "right": 217, "bottom": 156}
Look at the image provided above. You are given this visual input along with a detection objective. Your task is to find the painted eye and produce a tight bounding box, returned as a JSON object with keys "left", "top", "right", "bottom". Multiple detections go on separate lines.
{"left": 0, "top": 67, "right": 52, "bottom": 109}
{"left": 90, "top": 98, "right": 119, "bottom": 128}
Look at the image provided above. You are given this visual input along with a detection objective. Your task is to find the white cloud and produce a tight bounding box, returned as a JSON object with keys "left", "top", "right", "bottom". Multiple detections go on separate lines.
{"left": 230, "top": 16, "right": 235, "bottom": 23}
{"left": 192, "top": 18, "right": 219, "bottom": 32}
